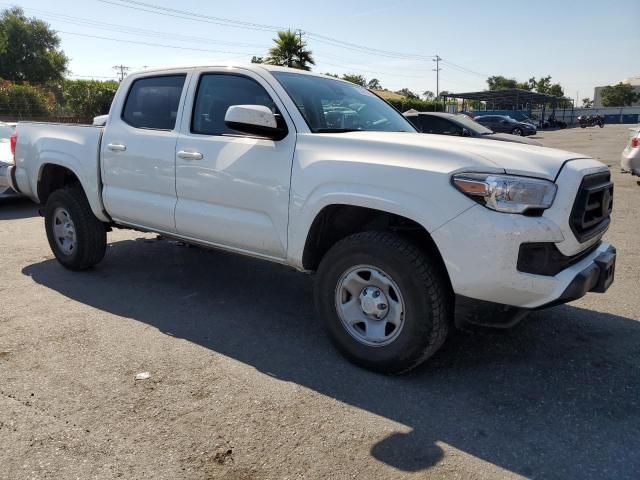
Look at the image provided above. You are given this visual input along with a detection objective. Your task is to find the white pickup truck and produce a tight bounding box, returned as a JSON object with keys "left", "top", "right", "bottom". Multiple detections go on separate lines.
{"left": 9, "top": 65, "right": 616, "bottom": 373}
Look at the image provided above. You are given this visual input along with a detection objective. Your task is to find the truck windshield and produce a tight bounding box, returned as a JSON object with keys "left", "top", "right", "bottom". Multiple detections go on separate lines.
{"left": 272, "top": 72, "right": 416, "bottom": 133}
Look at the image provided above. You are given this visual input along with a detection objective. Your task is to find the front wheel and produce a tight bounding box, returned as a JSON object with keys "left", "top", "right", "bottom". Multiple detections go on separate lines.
{"left": 511, "top": 127, "right": 523, "bottom": 136}
{"left": 315, "top": 231, "right": 451, "bottom": 374}
{"left": 44, "top": 186, "right": 107, "bottom": 270}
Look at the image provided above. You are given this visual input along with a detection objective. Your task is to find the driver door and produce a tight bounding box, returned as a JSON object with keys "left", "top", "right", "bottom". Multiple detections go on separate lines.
{"left": 174, "top": 68, "right": 296, "bottom": 259}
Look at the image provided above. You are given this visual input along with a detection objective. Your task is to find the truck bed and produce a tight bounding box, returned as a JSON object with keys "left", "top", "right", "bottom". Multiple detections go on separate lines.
{"left": 13, "top": 122, "right": 108, "bottom": 220}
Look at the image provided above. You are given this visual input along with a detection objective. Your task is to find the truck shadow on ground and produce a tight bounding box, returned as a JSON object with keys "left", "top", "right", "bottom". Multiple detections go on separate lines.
{"left": 0, "top": 197, "right": 38, "bottom": 220}
{"left": 22, "top": 237, "right": 640, "bottom": 479}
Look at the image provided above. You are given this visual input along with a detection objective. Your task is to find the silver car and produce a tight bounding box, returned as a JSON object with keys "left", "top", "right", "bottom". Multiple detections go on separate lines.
{"left": 0, "top": 122, "right": 19, "bottom": 197}
{"left": 621, "top": 126, "right": 640, "bottom": 185}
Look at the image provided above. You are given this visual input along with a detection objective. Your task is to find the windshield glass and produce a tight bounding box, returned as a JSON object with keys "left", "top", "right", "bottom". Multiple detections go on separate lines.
{"left": 0, "top": 123, "right": 13, "bottom": 142}
{"left": 272, "top": 72, "right": 416, "bottom": 133}
{"left": 454, "top": 115, "right": 493, "bottom": 134}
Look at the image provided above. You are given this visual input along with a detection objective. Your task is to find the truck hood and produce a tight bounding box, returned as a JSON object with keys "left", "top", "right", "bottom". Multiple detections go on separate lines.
{"left": 327, "top": 131, "right": 589, "bottom": 181}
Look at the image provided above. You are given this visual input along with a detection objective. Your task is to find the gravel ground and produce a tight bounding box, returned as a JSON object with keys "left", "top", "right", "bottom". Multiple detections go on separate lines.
{"left": 1, "top": 124, "right": 638, "bottom": 480}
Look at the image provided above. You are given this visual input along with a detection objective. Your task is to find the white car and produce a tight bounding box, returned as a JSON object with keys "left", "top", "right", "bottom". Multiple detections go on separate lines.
{"left": 0, "top": 122, "right": 19, "bottom": 197}
{"left": 621, "top": 126, "right": 640, "bottom": 184}
{"left": 10, "top": 64, "right": 616, "bottom": 373}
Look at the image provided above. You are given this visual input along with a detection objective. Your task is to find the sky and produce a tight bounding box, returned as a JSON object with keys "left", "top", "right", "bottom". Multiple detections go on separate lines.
{"left": 4, "top": 0, "right": 640, "bottom": 101}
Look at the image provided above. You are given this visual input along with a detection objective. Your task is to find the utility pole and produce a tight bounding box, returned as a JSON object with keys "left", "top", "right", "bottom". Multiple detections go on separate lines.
{"left": 296, "top": 29, "right": 304, "bottom": 68}
{"left": 433, "top": 55, "right": 442, "bottom": 98}
{"left": 113, "top": 65, "right": 130, "bottom": 82}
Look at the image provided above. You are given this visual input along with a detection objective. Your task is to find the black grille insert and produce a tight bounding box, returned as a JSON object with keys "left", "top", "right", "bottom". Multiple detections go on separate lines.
{"left": 570, "top": 171, "right": 613, "bottom": 243}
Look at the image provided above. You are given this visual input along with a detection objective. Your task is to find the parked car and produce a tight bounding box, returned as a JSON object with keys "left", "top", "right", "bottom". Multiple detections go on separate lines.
{"left": 621, "top": 126, "right": 640, "bottom": 185}
{"left": 475, "top": 115, "right": 537, "bottom": 136}
{"left": 0, "top": 122, "right": 19, "bottom": 198}
{"left": 10, "top": 64, "right": 616, "bottom": 374}
{"left": 404, "top": 112, "right": 542, "bottom": 146}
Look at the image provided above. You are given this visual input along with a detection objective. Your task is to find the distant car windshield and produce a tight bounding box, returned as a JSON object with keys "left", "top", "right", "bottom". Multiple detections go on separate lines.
{"left": 0, "top": 123, "right": 13, "bottom": 142}
{"left": 272, "top": 72, "right": 416, "bottom": 133}
{"left": 453, "top": 115, "right": 493, "bottom": 135}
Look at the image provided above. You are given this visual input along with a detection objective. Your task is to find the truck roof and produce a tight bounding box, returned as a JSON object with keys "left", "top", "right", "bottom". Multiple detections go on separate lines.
{"left": 128, "top": 63, "right": 341, "bottom": 82}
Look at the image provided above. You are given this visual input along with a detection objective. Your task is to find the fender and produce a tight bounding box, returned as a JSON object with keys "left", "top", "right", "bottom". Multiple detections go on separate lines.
{"left": 16, "top": 122, "right": 110, "bottom": 222}
{"left": 286, "top": 181, "right": 474, "bottom": 269}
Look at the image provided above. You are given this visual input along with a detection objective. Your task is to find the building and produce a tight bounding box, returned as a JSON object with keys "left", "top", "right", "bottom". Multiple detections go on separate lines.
{"left": 594, "top": 75, "right": 640, "bottom": 107}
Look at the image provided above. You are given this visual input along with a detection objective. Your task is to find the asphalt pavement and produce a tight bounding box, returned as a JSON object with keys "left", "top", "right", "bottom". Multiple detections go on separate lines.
{"left": 0, "top": 124, "right": 638, "bottom": 479}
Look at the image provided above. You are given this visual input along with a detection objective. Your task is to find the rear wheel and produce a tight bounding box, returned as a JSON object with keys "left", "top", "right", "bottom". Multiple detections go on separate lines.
{"left": 315, "top": 231, "right": 451, "bottom": 374}
{"left": 44, "top": 186, "right": 107, "bottom": 270}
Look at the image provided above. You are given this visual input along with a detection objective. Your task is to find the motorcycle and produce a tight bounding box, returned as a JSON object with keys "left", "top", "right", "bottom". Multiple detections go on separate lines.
{"left": 547, "top": 116, "right": 567, "bottom": 129}
{"left": 578, "top": 115, "right": 605, "bottom": 128}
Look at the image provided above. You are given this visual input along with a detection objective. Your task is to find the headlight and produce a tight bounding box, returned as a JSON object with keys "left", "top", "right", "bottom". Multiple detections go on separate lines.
{"left": 452, "top": 173, "right": 557, "bottom": 214}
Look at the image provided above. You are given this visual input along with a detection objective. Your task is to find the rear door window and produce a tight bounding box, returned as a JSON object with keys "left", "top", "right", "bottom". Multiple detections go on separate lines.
{"left": 420, "top": 116, "right": 462, "bottom": 135}
{"left": 122, "top": 75, "right": 186, "bottom": 130}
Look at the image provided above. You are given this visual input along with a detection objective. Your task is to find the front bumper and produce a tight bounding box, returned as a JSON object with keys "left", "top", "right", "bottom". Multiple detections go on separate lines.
{"left": 0, "top": 161, "right": 10, "bottom": 188}
{"left": 455, "top": 245, "right": 616, "bottom": 328}
{"left": 432, "top": 201, "right": 615, "bottom": 309}
{"left": 0, "top": 161, "right": 18, "bottom": 196}
{"left": 621, "top": 150, "right": 640, "bottom": 176}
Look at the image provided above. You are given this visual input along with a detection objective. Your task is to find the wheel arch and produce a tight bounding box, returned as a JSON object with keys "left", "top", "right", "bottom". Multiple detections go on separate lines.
{"left": 300, "top": 203, "right": 451, "bottom": 289}
{"left": 37, "top": 162, "right": 110, "bottom": 222}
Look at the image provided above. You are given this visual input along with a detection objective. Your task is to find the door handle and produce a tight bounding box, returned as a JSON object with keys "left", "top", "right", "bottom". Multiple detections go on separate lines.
{"left": 107, "top": 143, "right": 126, "bottom": 152}
{"left": 177, "top": 150, "right": 203, "bottom": 161}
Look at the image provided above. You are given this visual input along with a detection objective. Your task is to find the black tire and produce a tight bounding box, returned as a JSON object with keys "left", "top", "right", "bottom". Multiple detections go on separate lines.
{"left": 315, "top": 231, "right": 451, "bottom": 374}
{"left": 580, "top": 124, "right": 587, "bottom": 128}
{"left": 44, "top": 185, "right": 107, "bottom": 270}
{"left": 511, "top": 127, "right": 523, "bottom": 136}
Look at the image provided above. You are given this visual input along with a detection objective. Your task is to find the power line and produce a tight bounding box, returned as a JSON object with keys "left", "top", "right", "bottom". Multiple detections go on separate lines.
{"left": 98, "top": 0, "right": 436, "bottom": 61}
{"left": 97, "top": 0, "right": 286, "bottom": 32}
{"left": 1, "top": 5, "right": 269, "bottom": 50}
{"left": 56, "top": 30, "right": 261, "bottom": 57}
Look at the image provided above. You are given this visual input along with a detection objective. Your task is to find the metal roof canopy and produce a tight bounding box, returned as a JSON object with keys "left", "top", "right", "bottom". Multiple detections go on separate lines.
{"left": 441, "top": 88, "right": 568, "bottom": 106}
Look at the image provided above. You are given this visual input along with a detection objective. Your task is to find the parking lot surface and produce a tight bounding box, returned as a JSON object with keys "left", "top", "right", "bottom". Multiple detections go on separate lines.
{"left": 1, "top": 124, "right": 639, "bottom": 480}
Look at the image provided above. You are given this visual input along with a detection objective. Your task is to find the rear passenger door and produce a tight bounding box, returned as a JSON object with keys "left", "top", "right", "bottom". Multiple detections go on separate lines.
{"left": 101, "top": 72, "right": 190, "bottom": 232}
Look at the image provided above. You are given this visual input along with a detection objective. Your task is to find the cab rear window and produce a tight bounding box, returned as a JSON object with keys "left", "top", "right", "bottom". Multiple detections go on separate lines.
{"left": 122, "top": 75, "right": 186, "bottom": 130}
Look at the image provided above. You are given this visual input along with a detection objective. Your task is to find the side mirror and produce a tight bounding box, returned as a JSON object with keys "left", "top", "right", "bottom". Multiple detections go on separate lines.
{"left": 462, "top": 128, "right": 471, "bottom": 137}
{"left": 224, "top": 105, "right": 287, "bottom": 140}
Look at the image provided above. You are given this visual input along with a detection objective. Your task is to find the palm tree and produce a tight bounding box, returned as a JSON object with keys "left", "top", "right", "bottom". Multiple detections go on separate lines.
{"left": 267, "top": 30, "right": 315, "bottom": 71}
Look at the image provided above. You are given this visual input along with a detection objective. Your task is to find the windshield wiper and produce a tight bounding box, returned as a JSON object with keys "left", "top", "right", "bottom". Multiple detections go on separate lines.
{"left": 315, "top": 128, "right": 362, "bottom": 133}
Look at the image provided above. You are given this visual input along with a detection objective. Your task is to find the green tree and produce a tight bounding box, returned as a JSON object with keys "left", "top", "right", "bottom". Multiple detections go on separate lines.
{"left": 62, "top": 79, "right": 119, "bottom": 118}
{"left": 0, "top": 7, "right": 68, "bottom": 82}
{"left": 266, "top": 30, "right": 315, "bottom": 71}
{"left": 528, "top": 76, "right": 564, "bottom": 97}
{"left": 0, "top": 80, "right": 55, "bottom": 116}
{"left": 487, "top": 75, "right": 529, "bottom": 91}
{"left": 396, "top": 88, "right": 420, "bottom": 99}
{"left": 422, "top": 90, "right": 435, "bottom": 100}
{"left": 601, "top": 82, "right": 639, "bottom": 107}
{"left": 341, "top": 74, "right": 367, "bottom": 86}
{"left": 367, "top": 78, "right": 382, "bottom": 90}
{"left": 582, "top": 97, "right": 593, "bottom": 108}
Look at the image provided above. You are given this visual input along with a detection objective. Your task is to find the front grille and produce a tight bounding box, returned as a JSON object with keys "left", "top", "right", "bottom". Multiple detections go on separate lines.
{"left": 570, "top": 171, "right": 613, "bottom": 242}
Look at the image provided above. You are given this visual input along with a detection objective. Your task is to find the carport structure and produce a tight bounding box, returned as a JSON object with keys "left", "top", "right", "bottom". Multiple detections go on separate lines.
{"left": 441, "top": 88, "right": 573, "bottom": 124}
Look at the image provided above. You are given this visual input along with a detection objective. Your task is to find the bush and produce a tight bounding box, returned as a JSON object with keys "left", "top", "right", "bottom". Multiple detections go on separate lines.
{"left": 0, "top": 79, "right": 56, "bottom": 116}
{"left": 62, "top": 79, "right": 118, "bottom": 118}
{"left": 386, "top": 97, "right": 444, "bottom": 113}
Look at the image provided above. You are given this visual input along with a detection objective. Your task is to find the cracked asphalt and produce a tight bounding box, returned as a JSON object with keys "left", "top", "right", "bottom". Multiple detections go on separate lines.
{"left": 1, "top": 124, "right": 638, "bottom": 479}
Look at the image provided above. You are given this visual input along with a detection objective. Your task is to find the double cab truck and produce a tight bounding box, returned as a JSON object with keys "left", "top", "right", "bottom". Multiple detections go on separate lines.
{"left": 7, "top": 65, "right": 616, "bottom": 373}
